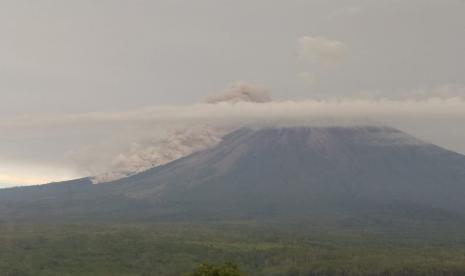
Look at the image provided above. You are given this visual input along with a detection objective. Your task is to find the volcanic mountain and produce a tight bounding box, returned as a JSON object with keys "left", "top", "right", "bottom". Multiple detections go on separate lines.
{"left": 1, "top": 126, "right": 465, "bottom": 223}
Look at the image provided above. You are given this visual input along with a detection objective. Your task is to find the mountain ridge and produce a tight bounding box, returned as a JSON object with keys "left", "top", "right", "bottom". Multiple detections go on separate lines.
{"left": 1, "top": 126, "right": 465, "bottom": 223}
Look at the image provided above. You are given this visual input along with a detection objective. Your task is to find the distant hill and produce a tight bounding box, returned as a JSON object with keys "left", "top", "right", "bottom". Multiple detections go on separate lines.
{"left": 1, "top": 126, "right": 465, "bottom": 223}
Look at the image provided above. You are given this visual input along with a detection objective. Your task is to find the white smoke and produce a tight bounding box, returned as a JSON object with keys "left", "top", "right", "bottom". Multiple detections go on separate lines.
{"left": 68, "top": 125, "right": 229, "bottom": 183}
{"left": 2, "top": 83, "right": 465, "bottom": 184}
{"left": 55, "top": 95, "right": 465, "bottom": 183}
{"left": 67, "top": 81, "right": 272, "bottom": 183}
{"left": 205, "top": 81, "right": 272, "bottom": 104}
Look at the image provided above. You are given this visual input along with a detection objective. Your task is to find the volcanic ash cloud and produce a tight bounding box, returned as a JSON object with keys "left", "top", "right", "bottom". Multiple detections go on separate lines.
{"left": 205, "top": 81, "right": 272, "bottom": 104}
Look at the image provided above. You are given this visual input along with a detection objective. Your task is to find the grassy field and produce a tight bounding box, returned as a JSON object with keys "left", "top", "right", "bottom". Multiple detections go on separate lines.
{"left": 1, "top": 220, "right": 465, "bottom": 275}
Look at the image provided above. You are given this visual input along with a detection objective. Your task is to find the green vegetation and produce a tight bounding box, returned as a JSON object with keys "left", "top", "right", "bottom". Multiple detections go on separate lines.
{"left": 1, "top": 220, "right": 465, "bottom": 275}
{"left": 188, "top": 262, "right": 245, "bottom": 276}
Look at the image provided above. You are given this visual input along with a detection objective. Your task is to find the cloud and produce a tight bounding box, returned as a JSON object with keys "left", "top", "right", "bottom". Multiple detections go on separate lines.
{"left": 2, "top": 95, "right": 465, "bottom": 130}
{"left": 3, "top": 99, "right": 465, "bottom": 136}
{"left": 205, "top": 81, "right": 272, "bottom": 104}
{"left": 354, "top": 84, "right": 465, "bottom": 101}
{"left": 2, "top": 83, "right": 465, "bottom": 184}
{"left": 404, "top": 84, "right": 465, "bottom": 100}
{"left": 298, "top": 36, "right": 347, "bottom": 66}
{"left": 66, "top": 97, "right": 465, "bottom": 182}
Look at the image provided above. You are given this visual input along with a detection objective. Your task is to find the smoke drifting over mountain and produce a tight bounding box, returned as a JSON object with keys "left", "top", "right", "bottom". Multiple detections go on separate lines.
{"left": 2, "top": 82, "right": 465, "bottom": 184}
{"left": 62, "top": 81, "right": 274, "bottom": 182}
{"left": 68, "top": 126, "right": 227, "bottom": 183}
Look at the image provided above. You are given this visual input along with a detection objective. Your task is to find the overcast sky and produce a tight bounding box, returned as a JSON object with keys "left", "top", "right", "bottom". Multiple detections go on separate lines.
{"left": 1, "top": 0, "right": 465, "bottom": 186}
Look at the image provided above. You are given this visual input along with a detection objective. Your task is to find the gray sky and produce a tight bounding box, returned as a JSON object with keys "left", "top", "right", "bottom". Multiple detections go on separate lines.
{"left": 1, "top": 0, "right": 465, "bottom": 186}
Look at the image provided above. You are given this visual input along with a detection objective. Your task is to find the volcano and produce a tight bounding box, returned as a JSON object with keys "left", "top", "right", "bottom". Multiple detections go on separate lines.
{"left": 1, "top": 126, "right": 465, "bottom": 223}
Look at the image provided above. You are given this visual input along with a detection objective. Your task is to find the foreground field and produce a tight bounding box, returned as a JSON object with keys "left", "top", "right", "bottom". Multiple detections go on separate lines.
{"left": 1, "top": 220, "right": 465, "bottom": 276}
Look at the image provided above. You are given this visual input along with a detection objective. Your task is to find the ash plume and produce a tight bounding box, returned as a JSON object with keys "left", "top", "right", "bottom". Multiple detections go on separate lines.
{"left": 74, "top": 81, "right": 272, "bottom": 183}
{"left": 205, "top": 81, "right": 272, "bottom": 104}
{"left": 2, "top": 82, "right": 465, "bottom": 184}
{"left": 69, "top": 126, "right": 229, "bottom": 183}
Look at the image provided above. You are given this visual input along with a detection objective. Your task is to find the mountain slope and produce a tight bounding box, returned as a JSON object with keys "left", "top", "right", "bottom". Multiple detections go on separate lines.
{"left": 1, "top": 126, "right": 465, "bottom": 223}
